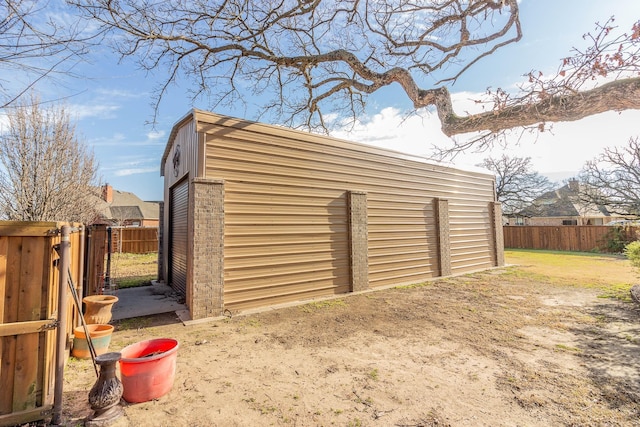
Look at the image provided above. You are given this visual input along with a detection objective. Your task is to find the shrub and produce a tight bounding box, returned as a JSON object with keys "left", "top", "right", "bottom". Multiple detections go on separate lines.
{"left": 624, "top": 241, "right": 640, "bottom": 268}
{"left": 603, "top": 226, "right": 636, "bottom": 253}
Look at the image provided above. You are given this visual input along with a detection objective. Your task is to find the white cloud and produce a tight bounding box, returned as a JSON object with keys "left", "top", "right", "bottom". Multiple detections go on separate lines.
{"left": 147, "top": 130, "right": 166, "bottom": 140}
{"left": 70, "top": 103, "right": 121, "bottom": 120}
{"left": 331, "top": 107, "right": 450, "bottom": 157}
{"left": 90, "top": 132, "right": 166, "bottom": 147}
{"left": 114, "top": 167, "right": 159, "bottom": 177}
{"left": 330, "top": 92, "right": 640, "bottom": 183}
{"left": 95, "top": 88, "right": 146, "bottom": 99}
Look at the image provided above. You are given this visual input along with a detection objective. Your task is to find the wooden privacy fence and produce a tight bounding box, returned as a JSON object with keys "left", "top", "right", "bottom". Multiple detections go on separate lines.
{"left": 110, "top": 226, "right": 158, "bottom": 254}
{"left": 503, "top": 225, "right": 638, "bottom": 252}
{"left": 0, "top": 222, "right": 83, "bottom": 426}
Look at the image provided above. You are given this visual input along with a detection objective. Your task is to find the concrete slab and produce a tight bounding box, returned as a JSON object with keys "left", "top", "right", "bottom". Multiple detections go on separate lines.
{"left": 109, "top": 282, "right": 186, "bottom": 321}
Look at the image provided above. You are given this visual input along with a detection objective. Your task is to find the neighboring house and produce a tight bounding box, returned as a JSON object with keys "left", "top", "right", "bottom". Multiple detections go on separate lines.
{"left": 506, "top": 179, "right": 626, "bottom": 226}
{"left": 93, "top": 184, "right": 160, "bottom": 227}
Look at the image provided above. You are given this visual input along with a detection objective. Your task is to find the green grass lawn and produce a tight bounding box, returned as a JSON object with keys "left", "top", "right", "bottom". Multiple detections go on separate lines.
{"left": 107, "top": 252, "right": 157, "bottom": 289}
{"left": 504, "top": 249, "right": 637, "bottom": 301}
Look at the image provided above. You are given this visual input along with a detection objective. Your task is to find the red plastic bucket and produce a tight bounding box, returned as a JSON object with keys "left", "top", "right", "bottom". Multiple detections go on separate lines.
{"left": 119, "top": 338, "right": 179, "bottom": 403}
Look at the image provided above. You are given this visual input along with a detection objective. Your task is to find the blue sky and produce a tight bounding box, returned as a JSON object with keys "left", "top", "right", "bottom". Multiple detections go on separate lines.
{"left": 4, "top": 1, "right": 640, "bottom": 201}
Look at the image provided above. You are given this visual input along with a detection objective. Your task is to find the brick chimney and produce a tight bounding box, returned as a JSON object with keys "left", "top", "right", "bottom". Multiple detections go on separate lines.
{"left": 567, "top": 179, "right": 579, "bottom": 192}
{"left": 102, "top": 184, "right": 113, "bottom": 203}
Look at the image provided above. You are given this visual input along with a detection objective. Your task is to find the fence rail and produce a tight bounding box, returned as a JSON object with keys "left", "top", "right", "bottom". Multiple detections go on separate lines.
{"left": 503, "top": 225, "right": 638, "bottom": 252}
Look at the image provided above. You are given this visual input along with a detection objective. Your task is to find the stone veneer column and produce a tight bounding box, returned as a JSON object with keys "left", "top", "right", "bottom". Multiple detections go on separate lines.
{"left": 189, "top": 178, "right": 225, "bottom": 320}
{"left": 435, "top": 198, "right": 451, "bottom": 276}
{"left": 491, "top": 201, "right": 505, "bottom": 267}
{"left": 348, "top": 191, "right": 369, "bottom": 292}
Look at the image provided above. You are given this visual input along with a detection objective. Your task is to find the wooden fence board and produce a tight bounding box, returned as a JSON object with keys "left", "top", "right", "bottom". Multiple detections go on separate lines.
{"left": 0, "top": 237, "right": 6, "bottom": 404}
{"left": 0, "top": 237, "right": 6, "bottom": 321}
{"left": 13, "top": 237, "right": 44, "bottom": 411}
{"left": 1, "top": 237, "right": 21, "bottom": 414}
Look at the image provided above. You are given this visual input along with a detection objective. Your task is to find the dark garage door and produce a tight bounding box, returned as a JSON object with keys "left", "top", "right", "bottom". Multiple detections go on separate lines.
{"left": 170, "top": 179, "right": 188, "bottom": 296}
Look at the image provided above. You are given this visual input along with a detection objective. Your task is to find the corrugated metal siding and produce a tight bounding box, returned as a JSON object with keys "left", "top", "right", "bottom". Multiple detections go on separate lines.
{"left": 169, "top": 179, "right": 188, "bottom": 296}
{"left": 449, "top": 202, "right": 494, "bottom": 274}
{"left": 163, "top": 118, "right": 200, "bottom": 186}
{"left": 223, "top": 182, "right": 350, "bottom": 311}
{"left": 200, "top": 114, "right": 495, "bottom": 302}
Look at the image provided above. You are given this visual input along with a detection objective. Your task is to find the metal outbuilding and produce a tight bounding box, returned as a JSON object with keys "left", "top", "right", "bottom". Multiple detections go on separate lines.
{"left": 160, "top": 110, "right": 504, "bottom": 320}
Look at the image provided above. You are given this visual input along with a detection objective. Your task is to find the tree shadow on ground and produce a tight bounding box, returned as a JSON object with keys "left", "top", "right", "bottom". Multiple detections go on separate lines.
{"left": 572, "top": 300, "right": 640, "bottom": 415}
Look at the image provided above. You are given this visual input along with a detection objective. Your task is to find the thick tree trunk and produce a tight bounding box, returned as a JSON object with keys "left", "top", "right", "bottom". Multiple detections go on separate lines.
{"left": 427, "top": 78, "right": 640, "bottom": 137}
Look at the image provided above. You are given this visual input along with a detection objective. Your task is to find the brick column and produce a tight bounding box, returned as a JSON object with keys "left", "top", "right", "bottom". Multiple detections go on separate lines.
{"left": 491, "top": 201, "right": 505, "bottom": 267}
{"left": 189, "top": 178, "right": 225, "bottom": 320}
{"left": 435, "top": 198, "right": 451, "bottom": 276}
{"left": 348, "top": 191, "right": 368, "bottom": 292}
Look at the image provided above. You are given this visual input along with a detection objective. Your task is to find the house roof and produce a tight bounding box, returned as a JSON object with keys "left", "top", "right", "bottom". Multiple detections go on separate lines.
{"left": 109, "top": 206, "right": 144, "bottom": 220}
{"left": 95, "top": 187, "right": 159, "bottom": 222}
{"left": 519, "top": 181, "right": 611, "bottom": 218}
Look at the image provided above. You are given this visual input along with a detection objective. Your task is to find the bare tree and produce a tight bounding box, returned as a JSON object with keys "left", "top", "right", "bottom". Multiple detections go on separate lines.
{"left": 479, "top": 155, "right": 555, "bottom": 216}
{"left": 579, "top": 137, "right": 640, "bottom": 216}
{"left": 70, "top": 0, "right": 640, "bottom": 140}
{"left": 0, "top": 93, "right": 101, "bottom": 222}
{"left": 0, "top": 0, "right": 90, "bottom": 108}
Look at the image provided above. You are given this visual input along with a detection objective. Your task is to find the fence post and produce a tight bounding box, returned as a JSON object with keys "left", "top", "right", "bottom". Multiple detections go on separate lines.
{"left": 435, "top": 198, "right": 451, "bottom": 276}
{"left": 52, "top": 225, "right": 70, "bottom": 425}
{"left": 348, "top": 191, "right": 369, "bottom": 292}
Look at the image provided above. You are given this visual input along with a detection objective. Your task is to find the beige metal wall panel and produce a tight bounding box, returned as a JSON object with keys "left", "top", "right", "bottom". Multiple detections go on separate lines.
{"left": 197, "top": 111, "right": 496, "bottom": 304}
{"left": 222, "top": 181, "right": 350, "bottom": 311}
{"left": 162, "top": 120, "right": 199, "bottom": 186}
{"left": 448, "top": 202, "right": 495, "bottom": 274}
{"left": 367, "top": 191, "right": 439, "bottom": 287}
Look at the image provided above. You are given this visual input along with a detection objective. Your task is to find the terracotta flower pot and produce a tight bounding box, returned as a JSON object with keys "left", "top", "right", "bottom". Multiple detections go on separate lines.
{"left": 83, "top": 295, "right": 119, "bottom": 324}
{"left": 72, "top": 324, "right": 114, "bottom": 359}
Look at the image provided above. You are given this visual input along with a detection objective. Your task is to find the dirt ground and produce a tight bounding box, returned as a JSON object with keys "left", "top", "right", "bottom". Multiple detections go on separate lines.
{"left": 62, "top": 259, "right": 640, "bottom": 426}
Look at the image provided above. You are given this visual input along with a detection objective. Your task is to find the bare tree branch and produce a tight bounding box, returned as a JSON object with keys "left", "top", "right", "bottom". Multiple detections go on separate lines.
{"left": 479, "top": 155, "right": 555, "bottom": 216}
{"left": 69, "top": 0, "right": 521, "bottom": 129}
{"left": 579, "top": 136, "right": 640, "bottom": 216}
{"left": 69, "top": 1, "right": 640, "bottom": 142}
{"left": 436, "top": 78, "right": 640, "bottom": 136}
{"left": 0, "top": 0, "right": 95, "bottom": 108}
